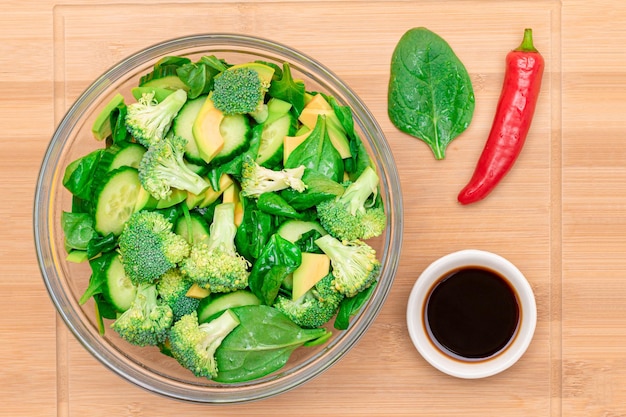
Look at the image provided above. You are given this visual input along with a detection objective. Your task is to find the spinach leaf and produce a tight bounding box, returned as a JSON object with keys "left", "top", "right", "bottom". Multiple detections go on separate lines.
{"left": 280, "top": 169, "right": 345, "bottom": 211}
{"left": 62, "top": 149, "right": 103, "bottom": 200}
{"left": 198, "top": 55, "right": 229, "bottom": 72}
{"left": 110, "top": 104, "right": 131, "bottom": 145}
{"left": 215, "top": 305, "right": 330, "bottom": 383}
{"left": 86, "top": 232, "right": 117, "bottom": 259}
{"left": 257, "top": 192, "right": 305, "bottom": 220}
{"left": 79, "top": 251, "right": 114, "bottom": 305}
{"left": 334, "top": 281, "right": 377, "bottom": 330}
{"left": 248, "top": 234, "right": 301, "bottom": 306}
{"left": 61, "top": 211, "right": 97, "bottom": 251}
{"left": 177, "top": 57, "right": 223, "bottom": 99}
{"left": 294, "top": 229, "right": 324, "bottom": 254}
{"left": 388, "top": 27, "right": 475, "bottom": 159}
{"left": 268, "top": 62, "right": 306, "bottom": 116}
{"left": 285, "top": 116, "right": 344, "bottom": 183}
{"left": 234, "top": 197, "right": 275, "bottom": 262}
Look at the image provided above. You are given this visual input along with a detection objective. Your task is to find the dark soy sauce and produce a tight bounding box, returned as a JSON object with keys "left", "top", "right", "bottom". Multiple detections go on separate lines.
{"left": 424, "top": 267, "right": 520, "bottom": 360}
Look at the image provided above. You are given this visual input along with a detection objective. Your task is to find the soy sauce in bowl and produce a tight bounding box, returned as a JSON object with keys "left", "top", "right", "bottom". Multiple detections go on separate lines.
{"left": 406, "top": 250, "right": 536, "bottom": 379}
{"left": 424, "top": 267, "right": 520, "bottom": 361}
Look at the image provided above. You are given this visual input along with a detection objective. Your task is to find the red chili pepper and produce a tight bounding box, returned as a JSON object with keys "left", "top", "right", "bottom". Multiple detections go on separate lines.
{"left": 458, "top": 28, "right": 544, "bottom": 205}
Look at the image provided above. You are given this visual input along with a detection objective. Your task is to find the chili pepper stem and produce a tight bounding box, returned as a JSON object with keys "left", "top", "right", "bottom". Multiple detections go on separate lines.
{"left": 515, "top": 28, "right": 538, "bottom": 53}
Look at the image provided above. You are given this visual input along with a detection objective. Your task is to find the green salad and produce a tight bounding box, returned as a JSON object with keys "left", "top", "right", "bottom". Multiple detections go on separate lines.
{"left": 61, "top": 54, "right": 386, "bottom": 383}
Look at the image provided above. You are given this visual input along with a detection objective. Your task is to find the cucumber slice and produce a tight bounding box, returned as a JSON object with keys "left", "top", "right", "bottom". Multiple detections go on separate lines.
{"left": 256, "top": 113, "right": 296, "bottom": 167}
{"left": 174, "top": 212, "right": 210, "bottom": 244}
{"left": 98, "top": 142, "right": 146, "bottom": 171}
{"left": 139, "top": 65, "right": 188, "bottom": 91}
{"left": 102, "top": 252, "right": 137, "bottom": 312}
{"left": 277, "top": 219, "right": 327, "bottom": 243}
{"left": 172, "top": 95, "right": 207, "bottom": 164}
{"left": 93, "top": 166, "right": 143, "bottom": 236}
{"left": 197, "top": 290, "right": 261, "bottom": 323}
{"left": 211, "top": 113, "right": 251, "bottom": 165}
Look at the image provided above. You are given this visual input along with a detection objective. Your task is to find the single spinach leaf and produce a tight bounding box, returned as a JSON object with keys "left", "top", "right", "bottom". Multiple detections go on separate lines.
{"left": 285, "top": 116, "right": 344, "bottom": 183}
{"left": 62, "top": 149, "right": 104, "bottom": 200}
{"left": 234, "top": 197, "right": 275, "bottom": 262}
{"left": 257, "top": 192, "right": 305, "bottom": 220}
{"left": 177, "top": 56, "right": 223, "bottom": 99}
{"left": 248, "top": 234, "right": 301, "bottom": 306}
{"left": 294, "top": 229, "right": 324, "bottom": 254}
{"left": 61, "top": 211, "right": 97, "bottom": 251}
{"left": 334, "top": 281, "right": 377, "bottom": 330}
{"left": 86, "top": 232, "right": 117, "bottom": 259}
{"left": 110, "top": 104, "right": 131, "bottom": 145}
{"left": 268, "top": 62, "right": 306, "bottom": 116}
{"left": 79, "top": 251, "right": 115, "bottom": 304}
{"left": 214, "top": 305, "right": 330, "bottom": 383}
{"left": 388, "top": 27, "right": 475, "bottom": 159}
{"left": 280, "top": 169, "right": 345, "bottom": 211}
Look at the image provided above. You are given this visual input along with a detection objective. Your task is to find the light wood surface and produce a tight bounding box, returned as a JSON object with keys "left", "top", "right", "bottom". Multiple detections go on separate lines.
{"left": 3, "top": 0, "right": 625, "bottom": 415}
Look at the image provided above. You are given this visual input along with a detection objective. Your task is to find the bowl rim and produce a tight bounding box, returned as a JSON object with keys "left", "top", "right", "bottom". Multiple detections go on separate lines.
{"left": 34, "top": 32, "right": 403, "bottom": 403}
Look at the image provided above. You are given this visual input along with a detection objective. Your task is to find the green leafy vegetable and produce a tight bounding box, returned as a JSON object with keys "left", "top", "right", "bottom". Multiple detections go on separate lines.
{"left": 61, "top": 212, "right": 97, "bottom": 251}
{"left": 268, "top": 62, "right": 306, "bottom": 116}
{"left": 214, "top": 305, "right": 330, "bottom": 383}
{"left": 62, "top": 149, "right": 103, "bottom": 200}
{"left": 248, "top": 234, "right": 301, "bottom": 306}
{"left": 388, "top": 27, "right": 475, "bottom": 159}
{"left": 234, "top": 196, "right": 275, "bottom": 262}
{"left": 257, "top": 192, "right": 306, "bottom": 220}
{"left": 285, "top": 116, "right": 344, "bottom": 183}
{"left": 334, "top": 281, "right": 377, "bottom": 330}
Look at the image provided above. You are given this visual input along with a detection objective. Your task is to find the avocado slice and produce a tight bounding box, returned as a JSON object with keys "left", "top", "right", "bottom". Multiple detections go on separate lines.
{"left": 192, "top": 93, "right": 226, "bottom": 163}
{"left": 292, "top": 252, "right": 331, "bottom": 300}
{"left": 227, "top": 61, "right": 275, "bottom": 86}
{"left": 91, "top": 93, "right": 125, "bottom": 141}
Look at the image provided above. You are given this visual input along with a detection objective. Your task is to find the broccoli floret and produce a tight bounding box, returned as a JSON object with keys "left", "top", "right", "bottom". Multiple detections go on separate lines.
{"left": 316, "top": 166, "right": 386, "bottom": 241}
{"left": 125, "top": 89, "right": 188, "bottom": 147}
{"left": 273, "top": 273, "right": 344, "bottom": 328}
{"left": 138, "top": 134, "right": 210, "bottom": 200}
{"left": 156, "top": 268, "right": 201, "bottom": 321}
{"left": 211, "top": 67, "right": 269, "bottom": 118}
{"left": 240, "top": 154, "right": 306, "bottom": 198}
{"left": 180, "top": 203, "right": 250, "bottom": 293}
{"left": 118, "top": 210, "right": 190, "bottom": 285}
{"left": 314, "top": 234, "right": 381, "bottom": 298}
{"left": 169, "top": 310, "right": 240, "bottom": 379}
{"left": 111, "top": 282, "right": 174, "bottom": 346}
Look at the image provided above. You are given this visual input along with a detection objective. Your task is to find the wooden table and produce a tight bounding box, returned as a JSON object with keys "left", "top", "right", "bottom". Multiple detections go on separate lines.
{"left": 3, "top": 0, "right": 624, "bottom": 415}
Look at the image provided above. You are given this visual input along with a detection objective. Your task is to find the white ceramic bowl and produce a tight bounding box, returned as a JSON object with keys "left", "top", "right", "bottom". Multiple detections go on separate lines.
{"left": 406, "top": 249, "right": 536, "bottom": 379}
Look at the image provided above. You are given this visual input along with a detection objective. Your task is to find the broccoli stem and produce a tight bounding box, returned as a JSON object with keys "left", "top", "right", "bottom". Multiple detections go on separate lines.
{"left": 340, "top": 166, "right": 379, "bottom": 216}
{"left": 206, "top": 203, "right": 237, "bottom": 254}
{"left": 158, "top": 153, "right": 209, "bottom": 196}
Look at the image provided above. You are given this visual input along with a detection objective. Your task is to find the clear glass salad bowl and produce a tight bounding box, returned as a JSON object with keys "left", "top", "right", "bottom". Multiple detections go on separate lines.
{"left": 34, "top": 33, "right": 402, "bottom": 403}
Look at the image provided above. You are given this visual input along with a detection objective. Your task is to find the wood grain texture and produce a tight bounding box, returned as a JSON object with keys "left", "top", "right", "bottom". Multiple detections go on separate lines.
{"left": 2, "top": 0, "right": 626, "bottom": 415}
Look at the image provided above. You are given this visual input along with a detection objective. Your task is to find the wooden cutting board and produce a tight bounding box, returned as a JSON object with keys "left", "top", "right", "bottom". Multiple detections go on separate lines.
{"left": 3, "top": 0, "right": 626, "bottom": 415}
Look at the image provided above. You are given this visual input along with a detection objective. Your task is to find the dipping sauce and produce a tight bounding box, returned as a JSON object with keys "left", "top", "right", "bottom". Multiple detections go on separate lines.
{"left": 424, "top": 267, "right": 520, "bottom": 360}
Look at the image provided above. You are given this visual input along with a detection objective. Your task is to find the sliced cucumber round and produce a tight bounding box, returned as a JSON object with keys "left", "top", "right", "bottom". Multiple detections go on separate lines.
{"left": 211, "top": 113, "right": 251, "bottom": 165}
{"left": 256, "top": 113, "right": 295, "bottom": 167}
{"left": 277, "top": 219, "right": 327, "bottom": 243}
{"left": 174, "top": 212, "right": 210, "bottom": 244}
{"left": 197, "top": 290, "right": 261, "bottom": 323}
{"left": 173, "top": 95, "right": 207, "bottom": 164}
{"left": 102, "top": 252, "right": 137, "bottom": 312}
{"left": 93, "top": 166, "right": 143, "bottom": 236}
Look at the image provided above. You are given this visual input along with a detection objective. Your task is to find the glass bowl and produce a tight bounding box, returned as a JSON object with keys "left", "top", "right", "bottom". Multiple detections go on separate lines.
{"left": 34, "top": 33, "right": 402, "bottom": 403}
